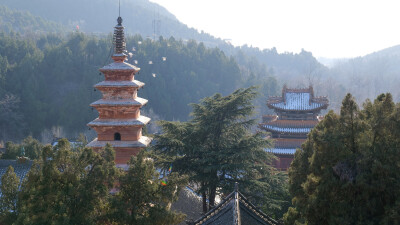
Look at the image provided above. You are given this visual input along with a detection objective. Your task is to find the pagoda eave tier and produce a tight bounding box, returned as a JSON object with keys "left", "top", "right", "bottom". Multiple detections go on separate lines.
{"left": 264, "top": 119, "right": 318, "bottom": 128}
{"left": 87, "top": 136, "right": 151, "bottom": 148}
{"left": 90, "top": 97, "right": 148, "bottom": 107}
{"left": 267, "top": 103, "right": 328, "bottom": 112}
{"left": 88, "top": 116, "right": 150, "bottom": 127}
{"left": 94, "top": 80, "right": 145, "bottom": 88}
{"left": 259, "top": 124, "right": 312, "bottom": 134}
{"left": 99, "top": 61, "right": 140, "bottom": 73}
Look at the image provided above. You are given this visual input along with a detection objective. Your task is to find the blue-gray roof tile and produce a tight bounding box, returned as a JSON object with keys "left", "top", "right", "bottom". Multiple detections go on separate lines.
{"left": 262, "top": 125, "right": 311, "bottom": 133}
{"left": 0, "top": 160, "right": 32, "bottom": 196}
{"left": 265, "top": 148, "right": 297, "bottom": 155}
{"left": 271, "top": 93, "right": 323, "bottom": 110}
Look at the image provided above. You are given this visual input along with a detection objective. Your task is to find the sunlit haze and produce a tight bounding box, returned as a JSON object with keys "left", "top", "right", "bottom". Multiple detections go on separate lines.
{"left": 150, "top": 0, "right": 400, "bottom": 58}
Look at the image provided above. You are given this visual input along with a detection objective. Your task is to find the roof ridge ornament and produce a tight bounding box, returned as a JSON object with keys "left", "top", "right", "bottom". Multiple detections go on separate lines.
{"left": 282, "top": 84, "right": 287, "bottom": 104}
{"left": 233, "top": 182, "right": 241, "bottom": 225}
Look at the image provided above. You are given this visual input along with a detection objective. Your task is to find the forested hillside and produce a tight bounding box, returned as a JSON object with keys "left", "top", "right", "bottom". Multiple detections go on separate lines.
{"left": 0, "top": 32, "right": 278, "bottom": 142}
{"left": 327, "top": 45, "right": 400, "bottom": 103}
{"left": 0, "top": 5, "right": 67, "bottom": 35}
{"left": 295, "top": 45, "right": 400, "bottom": 112}
{"left": 0, "top": 0, "right": 221, "bottom": 45}
{"left": 0, "top": 0, "right": 326, "bottom": 89}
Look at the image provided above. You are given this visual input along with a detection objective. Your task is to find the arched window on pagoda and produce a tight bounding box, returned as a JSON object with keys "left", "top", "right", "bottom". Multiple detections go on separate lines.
{"left": 114, "top": 132, "right": 121, "bottom": 141}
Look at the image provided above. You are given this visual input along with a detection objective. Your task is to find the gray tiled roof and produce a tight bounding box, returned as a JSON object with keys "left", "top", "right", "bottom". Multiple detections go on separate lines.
{"left": 171, "top": 187, "right": 203, "bottom": 225}
{"left": 192, "top": 186, "right": 279, "bottom": 225}
{"left": 0, "top": 160, "right": 32, "bottom": 195}
{"left": 266, "top": 148, "right": 297, "bottom": 155}
{"left": 270, "top": 93, "right": 323, "bottom": 111}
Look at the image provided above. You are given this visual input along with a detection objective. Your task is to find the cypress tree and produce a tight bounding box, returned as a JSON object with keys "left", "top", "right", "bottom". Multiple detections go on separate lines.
{"left": 0, "top": 165, "right": 19, "bottom": 224}
{"left": 15, "top": 140, "right": 118, "bottom": 225}
{"left": 285, "top": 93, "right": 400, "bottom": 225}
{"left": 107, "top": 150, "right": 187, "bottom": 225}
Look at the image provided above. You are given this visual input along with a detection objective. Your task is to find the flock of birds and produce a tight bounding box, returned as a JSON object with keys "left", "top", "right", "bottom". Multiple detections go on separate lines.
{"left": 123, "top": 40, "right": 168, "bottom": 79}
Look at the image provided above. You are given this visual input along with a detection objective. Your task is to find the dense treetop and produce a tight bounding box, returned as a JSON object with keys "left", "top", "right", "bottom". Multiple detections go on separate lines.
{"left": 0, "top": 140, "right": 186, "bottom": 225}
{"left": 284, "top": 93, "right": 400, "bottom": 225}
{"left": 153, "top": 87, "right": 290, "bottom": 218}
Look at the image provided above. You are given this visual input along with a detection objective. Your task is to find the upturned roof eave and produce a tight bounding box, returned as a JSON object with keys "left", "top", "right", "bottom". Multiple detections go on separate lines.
{"left": 237, "top": 192, "right": 279, "bottom": 225}
{"left": 192, "top": 192, "right": 235, "bottom": 225}
{"left": 87, "top": 116, "right": 150, "bottom": 127}
{"left": 99, "top": 62, "right": 140, "bottom": 72}
{"left": 94, "top": 80, "right": 145, "bottom": 88}
{"left": 90, "top": 97, "right": 148, "bottom": 107}
{"left": 86, "top": 136, "right": 151, "bottom": 148}
{"left": 267, "top": 102, "right": 328, "bottom": 112}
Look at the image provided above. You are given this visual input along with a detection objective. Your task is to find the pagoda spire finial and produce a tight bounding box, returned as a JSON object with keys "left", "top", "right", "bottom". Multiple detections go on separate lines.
{"left": 113, "top": 1, "right": 126, "bottom": 59}
{"left": 117, "top": 0, "right": 122, "bottom": 25}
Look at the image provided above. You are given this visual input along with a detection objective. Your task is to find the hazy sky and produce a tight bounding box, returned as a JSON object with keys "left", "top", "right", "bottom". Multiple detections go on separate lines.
{"left": 149, "top": 0, "right": 400, "bottom": 58}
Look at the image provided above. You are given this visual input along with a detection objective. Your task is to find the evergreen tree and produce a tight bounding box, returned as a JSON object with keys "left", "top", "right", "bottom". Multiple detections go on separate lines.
{"left": 284, "top": 93, "right": 400, "bottom": 225}
{"left": 153, "top": 87, "right": 285, "bottom": 215}
{"left": 15, "top": 139, "right": 118, "bottom": 225}
{"left": 21, "top": 136, "right": 43, "bottom": 159}
{"left": 1, "top": 136, "right": 43, "bottom": 160}
{"left": 2, "top": 141, "right": 20, "bottom": 159}
{"left": 107, "top": 150, "right": 186, "bottom": 225}
{"left": 0, "top": 165, "right": 20, "bottom": 224}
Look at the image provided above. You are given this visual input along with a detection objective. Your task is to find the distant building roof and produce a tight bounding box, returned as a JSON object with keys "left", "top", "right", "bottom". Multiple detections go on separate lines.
{"left": 0, "top": 160, "right": 32, "bottom": 196}
{"left": 171, "top": 187, "right": 203, "bottom": 225}
{"left": 266, "top": 148, "right": 297, "bottom": 155}
{"left": 267, "top": 86, "right": 328, "bottom": 112}
{"left": 191, "top": 184, "right": 279, "bottom": 225}
{"left": 260, "top": 86, "right": 327, "bottom": 170}
{"left": 270, "top": 92, "right": 324, "bottom": 110}
{"left": 51, "top": 138, "right": 84, "bottom": 148}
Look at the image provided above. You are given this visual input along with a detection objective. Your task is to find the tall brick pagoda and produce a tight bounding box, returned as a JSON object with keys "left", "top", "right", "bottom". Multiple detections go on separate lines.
{"left": 87, "top": 16, "right": 150, "bottom": 166}
{"left": 259, "top": 85, "right": 328, "bottom": 170}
